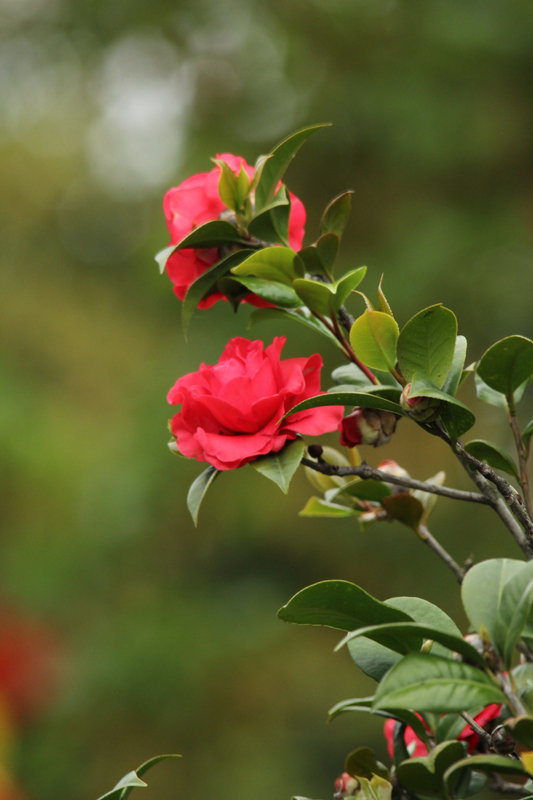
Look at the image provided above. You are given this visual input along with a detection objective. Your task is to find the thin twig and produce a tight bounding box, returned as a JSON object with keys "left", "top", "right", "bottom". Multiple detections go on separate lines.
{"left": 417, "top": 523, "right": 466, "bottom": 583}
{"left": 460, "top": 712, "right": 493, "bottom": 745}
{"left": 301, "top": 458, "right": 490, "bottom": 505}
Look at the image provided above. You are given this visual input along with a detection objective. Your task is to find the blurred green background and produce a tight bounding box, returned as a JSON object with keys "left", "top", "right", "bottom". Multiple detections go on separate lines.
{"left": 1, "top": 0, "right": 533, "bottom": 798}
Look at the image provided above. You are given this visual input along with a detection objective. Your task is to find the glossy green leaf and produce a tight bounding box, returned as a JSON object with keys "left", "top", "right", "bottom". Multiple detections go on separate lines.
{"left": 278, "top": 580, "right": 412, "bottom": 631}
{"left": 442, "top": 335, "right": 468, "bottom": 397}
{"left": 248, "top": 307, "right": 340, "bottom": 347}
{"left": 328, "top": 698, "right": 429, "bottom": 743}
{"left": 254, "top": 123, "right": 330, "bottom": 209}
{"left": 461, "top": 558, "right": 526, "bottom": 656}
{"left": 477, "top": 335, "right": 533, "bottom": 396}
{"left": 284, "top": 391, "right": 402, "bottom": 420}
{"left": 293, "top": 266, "right": 367, "bottom": 316}
{"left": 346, "top": 775, "right": 393, "bottom": 800}
{"left": 497, "top": 562, "right": 533, "bottom": 666}
{"left": 345, "top": 747, "right": 389, "bottom": 780}
{"left": 248, "top": 185, "right": 291, "bottom": 246}
{"left": 350, "top": 311, "right": 399, "bottom": 372}
{"left": 182, "top": 249, "right": 254, "bottom": 337}
{"left": 474, "top": 373, "right": 528, "bottom": 409}
{"left": 216, "top": 161, "right": 250, "bottom": 213}
{"left": 232, "top": 276, "right": 302, "bottom": 308}
{"left": 187, "top": 466, "right": 219, "bottom": 526}
{"left": 464, "top": 439, "right": 519, "bottom": 480}
{"left": 397, "top": 305, "right": 458, "bottom": 386}
{"left": 373, "top": 653, "right": 504, "bottom": 712}
{"left": 332, "top": 479, "right": 392, "bottom": 503}
{"left": 231, "top": 246, "right": 302, "bottom": 284}
{"left": 251, "top": 438, "right": 305, "bottom": 494}
{"left": 443, "top": 754, "right": 527, "bottom": 797}
{"left": 382, "top": 494, "right": 424, "bottom": 530}
{"left": 320, "top": 190, "right": 353, "bottom": 237}
{"left": 397, "top": 740, "right": 466, "bottom": 796}
{"left": 298, "top": 233, "right": 340, "bottom": 277}
{"left": 408, "top": 375, "right": 475, "bottom": 438}
{"left": 338, "top": 622, "right": 486, "bottom": 667}
{"left": 299, "top": 496, "right": 356, "bottom": 518}
{"left": 165, "top": 220, "right": 248, "bottom": 257}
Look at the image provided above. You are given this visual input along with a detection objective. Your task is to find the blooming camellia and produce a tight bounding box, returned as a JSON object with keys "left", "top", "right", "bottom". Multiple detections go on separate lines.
{"left": 163, "top": 154, "right": 306, "bottom": 308}
{"left": 167, "top": 336, "right": 343, "bottom": 471}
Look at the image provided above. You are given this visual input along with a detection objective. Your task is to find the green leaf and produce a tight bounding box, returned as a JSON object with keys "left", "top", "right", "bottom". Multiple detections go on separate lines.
{"left": 338, "top": 623, "right": 487, "bottom": 667}
{"left": 187, "top": 467, "right": 219, "bottom": 526}
{"left": 278, "top": 580, "right": 412, "bottom": 631}
{"left": 397, "top": 740, "right": 466, "bottom": 797}
{"left": 382, "top": 494, "right": 424, "bottom": 530}
{"left": 97, "top": 755, "right": 181, "bottom": 800}
{"left": 248, "top": 186, "right": 291, "bottom": 246}
{"left": 464, "top": 439, "right": 519, "bottom": 480}
{"left": 477, "top": 335, "right": 533, "bottom": 396}
{"left": 232, "top": 276, "right": 302, "bottom": 308}
{"left": 523, "top": 419, "right": 533, "bottom": 453}
{"left": 168, "top": 219, "right": 248, "bottom": 255}
{"left": 250, "top": 438, "right": 304, "bottom": 494}
{"left": 373, "top": 653, "right": 504, "bottom": 713}
{"left": 408, "top": 375, "right": 475, "bottom": 439}
{"left": 376, "top": 276, "right": 394, "bottom": 317}
{"left": 497, "top": 561, "right": 533, "bottom": 666}
{"left": 231, "top": 246, "right": 302, "bottom": 284}
{"left": 182, "top": 249, "right": 254, "bottom": 337}
{"left": 397, "top": 305, "right": 458, "bottom": 387}
{"left": 345, "top": 747, "right": 389, "bottom": 780}
{"left": 293, "top": 267, "right": 367, "bottom": 316}
{"left": 254, "top": 123, "right": 330, "bottom": 209}
{"left": 248, "top": 307, "right": 341, "bottom": 347}
{"left": 461, "top": 558, "right": 527, "bottom": 657}
{"left": 443, "top": 754, "right": 527, "bottom": 797}
{"left": 283, "top": 391, "right": 403, "bottom": 420}
{"left": 299, "top": 496, "right": 356, "bottom": 518}
{"left": 216, "top": 160, "right": 250, "bottom": 213}
{"left": 474, "top": 373, "right": 528, "bottom": 409}
{"left": 350, "top": 311, "right": 399, "bottom": 372}
{"left": 506, "top": 716, "right": 533, "bottom": 749}
{"left": 442, "top": 336, "right": 468, "bottom": 397}
{"left": 320, "top": 191, "right": 354, "bottom": 237}
{"left": 329, "top": 699, "right": 429, "bottom": 743}
{"left": 298, "top": 233, "right": 340, "bottom": 278}
{"left": 331, "top": 479, "right": 392, "bottom": 503}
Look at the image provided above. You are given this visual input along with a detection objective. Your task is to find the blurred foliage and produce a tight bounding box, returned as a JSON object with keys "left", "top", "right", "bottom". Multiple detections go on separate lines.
{"left": 1, "top": 0, "right": 533, "bottom": 798}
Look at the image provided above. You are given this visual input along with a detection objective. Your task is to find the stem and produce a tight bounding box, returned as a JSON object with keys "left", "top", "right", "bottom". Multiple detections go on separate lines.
{"left": 301, "top": 457, "right": 491, "bottom": 505}
{"left": 417, "top": 523, "right": 466, "bottom": 583}
{"left": 498, "top": 671, "right": 529, "bottom": 716}
{"left": 508, "top": 394, "right": 533, "bottom": 519}
{"left": 460, "top": 711, "right": 492, "bottom": 746}
{"left": 330, "top": 312, "right": 380, "bottom": 385}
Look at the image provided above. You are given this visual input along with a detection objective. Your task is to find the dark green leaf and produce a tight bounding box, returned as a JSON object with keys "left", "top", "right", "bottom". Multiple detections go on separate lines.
{"left": 233, "top": 276, "right": 302, "bottom": 308}
{"left": 254, "top": 123, "right": 330, "bottom": 209}
{"left": 443, "top": 754, "right": 527, "bottom": 797}
{"left": 320, "top": 191, "right": 353, "bottom": 237}
{"left": 283, "top": 392, "right": 403, "bottom": 420}
{"left": 278, "top": 580, "right": 412, "bottom": 631}
{"left": 293, "top": 267, "right": 367, "bottom": 316}
{"left": 442, "top": 336, "right": 468, "bottom": 397}
{"left": 477, "top": 335, "right": 533, "bottom": 396}
{"left": 523, "top": 419, "right": 533, "bottom": 453}
{"left": 345, "top": 747, "right": 389, "bottom": 780}
{"left": 168, "top": 219, "right": 248, "bottom": 253}
{"left": 187, "top": 467, "right": 219, "bottom": 526}
{"left": 248, "top": 307, "right": 341, "bottom": 347}
{"left": 373, "top": 653, "right": 504, "bottom": 713}
{"left": 250, "top": 438, "right": 305, "bottom": 494}
{"left": 231, "top": 246, "right": 302, "bottom": 284}
{"left": 397, "top": 305, "right": 458, "bottom": 387}
{"left": 332, "top": 479, "right": 393, "bottom": 503}
{"left": 248, "top": 186, "right": 291, "bottom": 246}
{"left": 328, "top": 698, "right": 429, "bottom": 743}
{"left": 298, "top": 233, "right": 340, "bottom": 277}
{"left": 408, "top": 375, "right": 475, "bottom": 438}
{"left": 398, "top": 740, "right": 466, "bottom": 796}
{"left": 382, "top": 494, "right": 424, "bottom": 530}
{"left": 506, "top": 716, "right": 533, "bottom": 749}
{"left": 464, "top": 439, "right": 519, "bottom": 480}
{"left": 350, "top": 310, "right": 399, "bottom": 372}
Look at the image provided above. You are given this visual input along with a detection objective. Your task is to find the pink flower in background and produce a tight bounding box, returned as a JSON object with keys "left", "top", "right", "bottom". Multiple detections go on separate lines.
{"left": 163, "top": 154, "right": 306, "bottom": 307}
{"left": 168, "top": 336, "right": 343, "bottom": 470}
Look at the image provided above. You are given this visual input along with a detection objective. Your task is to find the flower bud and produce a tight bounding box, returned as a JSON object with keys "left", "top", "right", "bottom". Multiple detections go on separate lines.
{"left": 339, "top": 409, "right": 398, "bottom": 448}
{"left": 400, "top": 384, "right": 442, "bottom": 422}
{"left": 377, "top": 460, "right": 410, "bottom": 480}
{"left": 334, "top": 772, "right": 359, "bottom": 797}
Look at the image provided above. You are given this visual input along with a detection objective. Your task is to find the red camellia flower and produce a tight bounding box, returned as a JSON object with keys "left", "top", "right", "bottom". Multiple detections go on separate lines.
{"left": 163, "top": 153, "right": 306, "bottom": 308}
{"left": 167, "top": 336, "right": 344, "bottom": 471}
{"left": 383, "top": 704, "right": 502, "bottom": 758}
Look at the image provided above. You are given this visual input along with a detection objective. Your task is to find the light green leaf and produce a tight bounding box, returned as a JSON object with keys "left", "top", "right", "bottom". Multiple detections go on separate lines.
{"left": 464, "top": 439, "right": 519, "bottom": 480}
{"left": 330, "top": 479, "right": 392, "bottom": 503}
{"left": 250, "top": 438, "right": 304, "bottom": 494}
{"left": 232, "top": 276, "right": 302, "bottom": 308}
{"left": 299, "top": 496, "right": 356, "bottom": 518}
{"left": 320, "top": 191, "right": 354, "bottom": 237}
{"left": 443, "top": 754, "right": 527, "bottom": 798}
{"left": 442, "top": 335, "right": 467, "bottom": 397}
{"left": 349, "top": 310, "right": 399, "bottom": 372}
{"left": 376, "top": 276, "right": 394, "bottom": 316}
{"left": 187, "top": 466, "right": 219, "bottom": 527}
{"left": 397, "top": 305, "right": 458, "bottom": 387}
{"left": 283, "top": 391, "right": 402, "bottom": 420}
{"left": 461, "top": 558, "right": 526, "bottom": 656}
{"left": 345, "top": 746, "right": 389, "bottom": 781}
{"left": 254, "top": 123, "right": 330, "bottom": 209}
{"left": 498, "top": 562, "right": 533, "bottom": 666}
{"left": 231, "top": 246, "right": 302, "bottom": 284}
{"left": 373, "top": 653, "right": 504, "bottom": 713}
{"left": 477, "top": 335, "right": 533, "bottom": 396}
{"left": 397, "top": 740, "right": 466, "bottom": 797}
{"left": 97, "top": 755, "right": 181, "bottom": 800}
{"left": 278, "top": 580, "right": 412, "bottom": 631}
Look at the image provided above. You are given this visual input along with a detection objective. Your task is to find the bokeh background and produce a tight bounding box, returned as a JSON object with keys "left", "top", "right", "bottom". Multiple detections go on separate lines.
{"left": 1, "top": 0, "right": 533, "bottom": 798}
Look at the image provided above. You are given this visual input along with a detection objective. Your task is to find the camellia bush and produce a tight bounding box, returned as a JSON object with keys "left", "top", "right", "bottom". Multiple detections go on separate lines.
{"left": 97, "top": 126, "right": 533, "bottom": 800}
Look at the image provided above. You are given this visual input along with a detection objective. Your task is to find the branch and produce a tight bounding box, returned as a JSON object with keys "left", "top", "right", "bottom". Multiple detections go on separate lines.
{"left": 417, "top": 523, "right": 466, "bottom": 583}
{"left": 301, "top": 458, "right": 491, "bottom": 505}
